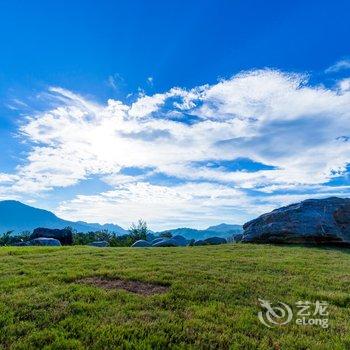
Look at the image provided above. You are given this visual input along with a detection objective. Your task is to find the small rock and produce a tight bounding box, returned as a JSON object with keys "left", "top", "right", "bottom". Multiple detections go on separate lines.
{"left": 152, "top": 239, "right": 179, "bottom": 247}
{"left": 88, "top": 241, "right": 109, "bottom": 247}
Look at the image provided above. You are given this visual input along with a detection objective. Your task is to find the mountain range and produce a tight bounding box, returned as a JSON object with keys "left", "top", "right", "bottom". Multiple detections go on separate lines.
{"left": 155, "top": 223, "right": 243, "bottom": 240}
{"left": 0, "top": 200, "right": 127, "bottom": 234}
{"left": 0, "top": 200, "right": 243, "bottom": 238}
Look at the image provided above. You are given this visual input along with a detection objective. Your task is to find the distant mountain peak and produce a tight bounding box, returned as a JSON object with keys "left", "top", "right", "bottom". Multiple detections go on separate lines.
{"left": 0, "top": 200, "right": 127, "bottom": 234}
{"left": 156, "top": 223, "right": 243, "bottom": 240}
{"left": 206, "top": 223, "right": 242, "bottom": 232}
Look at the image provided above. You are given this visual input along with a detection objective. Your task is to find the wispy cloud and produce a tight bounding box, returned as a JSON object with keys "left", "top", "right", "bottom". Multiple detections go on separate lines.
{"left": 2, "top": 68, "right": 350, "bottom": 228}
{"left": 325, "top": 59, "right": 350, "bottom": 73}
{"left": 107, "top": 73, "right": 124, "bottom": 91}
{"left": 147, "top": 76, "right": 154, "bottom": 86}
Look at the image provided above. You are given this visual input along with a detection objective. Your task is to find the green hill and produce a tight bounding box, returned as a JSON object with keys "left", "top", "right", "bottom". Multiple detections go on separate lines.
{"left": 0, "top": 244, "right": 349, "bottom": 349}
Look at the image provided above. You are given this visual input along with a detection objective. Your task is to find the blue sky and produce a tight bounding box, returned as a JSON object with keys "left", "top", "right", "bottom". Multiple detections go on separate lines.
{"left": 0, "top": 0, "right": 350, "bottom": 230}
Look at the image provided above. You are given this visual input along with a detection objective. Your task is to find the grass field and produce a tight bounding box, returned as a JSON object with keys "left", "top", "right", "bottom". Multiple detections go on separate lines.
{"left": 1, "top": 244, "right": 350, "bottom": 349}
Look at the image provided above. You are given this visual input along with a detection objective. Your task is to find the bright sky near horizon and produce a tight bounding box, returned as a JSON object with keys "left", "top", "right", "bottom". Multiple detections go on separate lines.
{"left": 0, "top": 0, "right": 350, "bottom": 230}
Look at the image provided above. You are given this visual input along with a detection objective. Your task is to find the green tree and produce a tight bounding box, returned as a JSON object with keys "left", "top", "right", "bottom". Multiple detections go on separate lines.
{"left": 0, "top": 231, "right": 14, "bottom": 246}
{"left": 0, "top": 231, "right": 32, "bottom": 246}
{"left": 109, "top": 234, "right": 133, "bottom": 247}
{"left": 129, "top": 219, "right": 148, "bottom": 242}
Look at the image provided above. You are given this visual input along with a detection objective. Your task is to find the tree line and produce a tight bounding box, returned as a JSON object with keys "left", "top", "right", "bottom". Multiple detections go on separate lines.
{"left": 0, "top": 219, "right": 150, "bottom": 247}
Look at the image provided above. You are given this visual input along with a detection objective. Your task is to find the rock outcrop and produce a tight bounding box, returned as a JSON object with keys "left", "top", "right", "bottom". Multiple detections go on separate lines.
{"left": 31, "top": 227, "right": 73, "bottom": 245}
{"left": 242, "top": 197, "right": 350, "bottom": 244}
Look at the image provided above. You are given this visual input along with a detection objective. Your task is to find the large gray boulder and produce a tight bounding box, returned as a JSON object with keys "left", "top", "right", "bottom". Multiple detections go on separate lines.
{"left": 242, "top": 197, "right": 350, "bottom": 244}
{"left": 152, "top": 238, "right": 179, "bottom": 247}
{"left": 31, "top": 227, "right": 73, "bottom": 245}
{"left": 30, "top": 237, "right": 61, "bottom": 246}
{"left": 171, "top": 235, "right": 188, "bottom": 246}
{"left": 151, "top": 237, "right": 164, "bottom": 245}
{"left": 131, "top": 240, "right": 152, "bottom": 247}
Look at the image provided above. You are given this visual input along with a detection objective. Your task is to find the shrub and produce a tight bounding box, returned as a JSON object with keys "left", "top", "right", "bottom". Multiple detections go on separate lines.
{"left": 0, "top": 231, "right": 31, "bottom": 246}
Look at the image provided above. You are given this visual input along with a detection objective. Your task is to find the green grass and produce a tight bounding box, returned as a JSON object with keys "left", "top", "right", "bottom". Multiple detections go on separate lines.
{"left": 1, "top": 244, "right": 350, "bottom": 349}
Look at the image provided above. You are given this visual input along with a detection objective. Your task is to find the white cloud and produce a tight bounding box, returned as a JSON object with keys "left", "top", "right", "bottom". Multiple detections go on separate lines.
{"left": 2, "top": 69, "right": 350, "bottom": 228}
{"left": 128, "top": 93, "right": 168, "bottom": 118}
{"left": 56, "top": 182, "right": 252, "bottom": 230}
{"left": 325, "top": 59, "right": 350, "bottom": 73}
{"left": 55, "top": 181, "right": 350, "bottom": 230}
{"left": 147, "top": 76, "right": 153, "bottom": 86}
{"left": 338, "top": 78, "right": 350, "bottom": 92}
